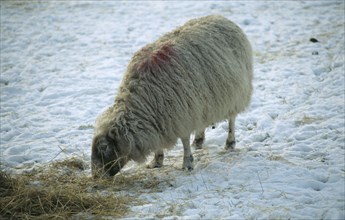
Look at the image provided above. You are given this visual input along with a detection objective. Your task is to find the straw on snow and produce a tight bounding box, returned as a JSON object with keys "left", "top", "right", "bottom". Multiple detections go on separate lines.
{"left": 0, "top": 158, "right": 131, "bottom": 219}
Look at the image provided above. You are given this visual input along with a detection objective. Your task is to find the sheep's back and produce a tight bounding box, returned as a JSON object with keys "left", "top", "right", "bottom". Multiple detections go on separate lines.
{"left": 120, "top": 15, "right": 253, "bottom": 138}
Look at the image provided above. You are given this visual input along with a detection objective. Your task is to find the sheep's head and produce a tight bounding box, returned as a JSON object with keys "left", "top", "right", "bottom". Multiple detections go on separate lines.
{"left": 91, "top": 131, "right": 128, "bottom": 178}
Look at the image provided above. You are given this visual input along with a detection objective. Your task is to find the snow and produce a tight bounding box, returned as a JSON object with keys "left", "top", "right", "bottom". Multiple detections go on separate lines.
{"left": 1, "top": 1, "right": 344, "bottom": 219}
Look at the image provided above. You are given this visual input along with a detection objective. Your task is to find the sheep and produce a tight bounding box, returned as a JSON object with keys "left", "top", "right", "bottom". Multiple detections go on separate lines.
{"left": 91, "top": 15, "right": 253, "bottom": 178}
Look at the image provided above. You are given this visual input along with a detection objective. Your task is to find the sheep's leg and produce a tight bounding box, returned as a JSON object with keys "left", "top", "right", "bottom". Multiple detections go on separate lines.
{"left": 147, "top": 149, "right": 164, "bottom": 169}
{"left": 225, "top": 115, "right": 237, "bottom": 150}
{"left": 192, "top": 129, "right": 205, "bottom": 149}
{"left": 181, "top": 136, "right": 194, "bottom": 171}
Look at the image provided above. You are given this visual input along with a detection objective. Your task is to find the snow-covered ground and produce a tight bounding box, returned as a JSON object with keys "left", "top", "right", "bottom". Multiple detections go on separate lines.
{"left": 1, "top": 1, "right": 344, "bottom": 219}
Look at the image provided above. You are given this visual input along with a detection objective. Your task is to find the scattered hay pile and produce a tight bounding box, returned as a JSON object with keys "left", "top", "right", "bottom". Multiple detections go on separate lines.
{"left": 0, "top": 158, "right": 131, "bottom": 219}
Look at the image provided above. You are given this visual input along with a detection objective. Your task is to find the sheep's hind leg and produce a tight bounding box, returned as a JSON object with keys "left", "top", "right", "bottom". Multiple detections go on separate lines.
{"left": 147, "top": 149, "right": 164, "bottom": 169}
{"left": 225, "top": 115, "right": 237, "bottom": 151}
{"left": 181, "top": 136, "right": 194, "bottom": 171}
{"left": 192, "top": 129, "right": 205, "bottom": 149}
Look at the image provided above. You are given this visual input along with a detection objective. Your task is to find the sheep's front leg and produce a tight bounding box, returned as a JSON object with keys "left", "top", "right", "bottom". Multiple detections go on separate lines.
{"left": 147, "top": 149, "right": 164, "bottom": 169}
{"left": 181, "top": 136, "right": 194, "bottom": 171}
{"left": 225, "top": 114, "right": 237, "bottom": 150}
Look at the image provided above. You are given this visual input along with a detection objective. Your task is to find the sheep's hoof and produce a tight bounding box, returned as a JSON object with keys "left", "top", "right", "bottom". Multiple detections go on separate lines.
{"left": 182, "top": 155, "right": 194, "bottom": 171}
{"left": 147, "top": 152, "right": 164, "bottom": 169}
{"left": 225, "top": 140, "right": 236, "bottom": 151}
{"left": 147, "top": 162, "right": 163, "bottom": 169}
{"left": 147, "top": 159, "right": 163, "bottom": 169}
{"left": 192, "top": 142, "right": 203, "bottom": 150}
{"left": 184, "top": 166, "right": 193, "bottom": 171}
{"left": 147, "top": 163, "right": 162, "bottom": 169}
{"left": 192, "top": 138, "right": 204, "bottom": 150}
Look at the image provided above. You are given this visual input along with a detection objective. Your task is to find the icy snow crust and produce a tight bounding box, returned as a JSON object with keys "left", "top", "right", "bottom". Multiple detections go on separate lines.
{"left": 1, "top": 1, "right": 344, "bottom": 219}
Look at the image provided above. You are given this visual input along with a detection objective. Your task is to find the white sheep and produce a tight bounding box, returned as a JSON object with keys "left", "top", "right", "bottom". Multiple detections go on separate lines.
{"left": 91, "top": 15, "right": 253, "bottom": 177}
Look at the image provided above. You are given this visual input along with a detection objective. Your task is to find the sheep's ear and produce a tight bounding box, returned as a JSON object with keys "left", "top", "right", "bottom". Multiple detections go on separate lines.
{"left": 108, "top": 128, "right": 117, "bottom": 140}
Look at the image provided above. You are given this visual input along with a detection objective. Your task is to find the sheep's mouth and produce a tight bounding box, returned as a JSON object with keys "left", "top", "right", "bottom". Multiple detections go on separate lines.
{"left": 105, "top": 162, "right": 121, "bottom": 176}
{"left": 92, "top": 164, "right": 117, "bottom": 178}
{"left": 92, "top": 159, "right": 126, "bottom": 178}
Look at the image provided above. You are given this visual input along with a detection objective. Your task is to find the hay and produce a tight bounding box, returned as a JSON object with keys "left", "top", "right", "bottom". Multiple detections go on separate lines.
{"left": 0, "top": 158, "right": 131, "bottom": 219}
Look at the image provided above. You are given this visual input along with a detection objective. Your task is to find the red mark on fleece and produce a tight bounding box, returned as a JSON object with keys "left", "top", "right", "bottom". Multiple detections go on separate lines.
{"left": 138, "top": 43, "right": 175, "bottom": 72}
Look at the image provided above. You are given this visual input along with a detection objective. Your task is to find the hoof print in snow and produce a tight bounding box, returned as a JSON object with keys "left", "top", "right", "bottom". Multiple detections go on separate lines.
{"left": 310, "top": 37, "right": 319, "bottom": 43}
